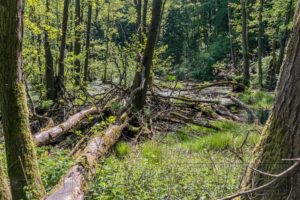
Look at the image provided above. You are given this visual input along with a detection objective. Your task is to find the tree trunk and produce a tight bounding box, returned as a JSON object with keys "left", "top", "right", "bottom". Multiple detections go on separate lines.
{"left": 0, "top": 163, "right": 11, "bottom": 200}
{"left": 103, "top": 0, "right": 111, "bottom": 83}
{"left": 0, "top": 0, "right": 45, "bottom": 199}
{"left": 34, "top": 107, "right": 102, "bottom": 146}
{"left": 240, "top": 4, "right": 300, "bottom": 199}
{"left": 74, "top": 0, "right": 81, "bottom": 85}
{"left": 84, "top": 2, "right": 92, "bottom": 82}
{"left": 266, "top": 39, "right": 277, "bottom": 91}
{"left": 228, "top": 0, "right": 236, "bottom": 69}
{"left": 241, "top": 0, "right": 250, "bottom": 86}
{"left": 142, "top": 0, "right": 148, "bottom": 35}
{"left": 257, "top": 0, "right": 264, "bottom": 88}
{"left": 57, "top": 0, "right": 70, "bottom": 95}
{"left": 44, "top": 0, "right": 56, "bottom": 100}
{"left": 135, "top": 0, "right": 142, "bottom": 42}
{"left": 131, "top": 0, "right": 163, "bottom": 111}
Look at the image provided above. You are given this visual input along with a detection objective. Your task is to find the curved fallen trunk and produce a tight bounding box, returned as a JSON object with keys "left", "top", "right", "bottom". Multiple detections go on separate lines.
{"left": 34, "top": 107, "right": 102, "bottom": 146}
{"left": 45, "top": 120, "right": 128, "bottom": 200}
{"left": 229, "top": 96, "right": 259, "bottom": 124}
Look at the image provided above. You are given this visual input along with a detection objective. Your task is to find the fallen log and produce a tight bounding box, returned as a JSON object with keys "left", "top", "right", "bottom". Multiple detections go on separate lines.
{"left": 34, "top": 107, "right": 102, "bottom": 147}
{"left": 45, "top": 118, "right": 128, "bottom": 200}
{"left": 153, "top": 93, "right": 220, "bottom": 104}
{"left": 191, "top": 81, "right": 245, "bottom": 91}
{"left": 229, "top": 96, "right": 260, "bottom": 124}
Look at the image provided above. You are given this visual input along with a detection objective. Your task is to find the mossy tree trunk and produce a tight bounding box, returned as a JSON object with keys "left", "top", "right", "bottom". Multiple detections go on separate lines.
{"left": 0, "top": 163, "right": 11, "bottom": 200}
{"left": 0, "top": 0, "right": 45, "bottom": 199}
{"left": 240, "top": 3, "right": 300, "bottom": 199}
{"left": 131, "top": 0, "right": 163, "bottom": 111}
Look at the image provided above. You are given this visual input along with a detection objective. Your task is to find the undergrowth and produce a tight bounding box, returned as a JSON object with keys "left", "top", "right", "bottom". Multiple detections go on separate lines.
{"left": 87, "top": 121, "right": 259, "bottom": 199}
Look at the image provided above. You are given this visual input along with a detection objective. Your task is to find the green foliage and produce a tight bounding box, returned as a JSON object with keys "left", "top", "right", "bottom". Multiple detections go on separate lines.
{"left": 37, "top": 147, "right": 74, "bottom": 192}
{"left": 115, "top": 142, "right": 131, "bottom": 158}
{"left": 87, "top": 122, "right": 259, "bottom": 199}
{"left": 171, "top": 121, "right": 259, "bottom": 152}
{"left": 239, "top": 90, "right": 274, "bottom": 110}
{"left": 40, "top": 100, "right": 53, "bottom": 110}
{"left": 141, "top": 142, "right": 163, "bottom": 163}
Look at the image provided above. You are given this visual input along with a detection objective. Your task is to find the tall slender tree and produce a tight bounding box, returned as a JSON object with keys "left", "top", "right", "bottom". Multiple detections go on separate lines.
{"left": 241, "top": 0, "right": 250, "bottom": 86}
{"left": 84, "top": 1, "right": 92, "bottom": 82}
{"left": 57, "top": 0, "right": 70, "bottom": 95}
{"left": 257, "top": 0, "right": 264, "bottom": 88}
{"left": 142, "top": 0, "right": 148, "bottom": 35}
{"left": 132, "top": 0, "right": 163, "bottom": 110}
{"left": 0, "top": 0, "right": 45, "bottom": 199}
{"left": 44, "top": 0, "right": 56, "bottom": 100}
{"left": 240, "top": 1, "right": 300, "bottom": 198}
{"left": 74, "top": 0, "right": 81, "bottom": 85}
{"left": 228, "top": 0, "right": 236, "bottom": 69}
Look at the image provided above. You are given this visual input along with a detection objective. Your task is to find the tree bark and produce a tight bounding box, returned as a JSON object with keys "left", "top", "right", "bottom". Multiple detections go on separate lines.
{"left": 0, "top": 0, "right": 45, "bottom": 198}
{"left": 44, "top": 0, "right": 56, "bottom": 100}
{"left": 239, "top": 4, "right": 300, "bottom": 199}
{"left": 228, "top": 0, "right": 236, "bottom": 69}
{"left": 257, "top": 0, "right": 264, "bottom": 88}
{"left": 103, "top": 0, "right": 111, "bottom": 83}
{"left": 57, "top": 0, "right": 70, "bottom": 95}
{"left": 266, "top": 39, "right": 277, "bottom": 91}
{"left": 142, "top": 0, "right": 148, "bottom": 35}
{"left": 34, "top": 107, "right": 102, "bottom": 146}
{"left": 241, "top": 0, "right": 250, "bottom": 86}
{"left": 0, "top": 163, "right": 11, "bottom": 200}
{"left": 132, "top": 0, "right": 163, "bottom": 111}
{"left": 84, "top": 2, "right": 92, "bottom": 82}
{"left": 74, "top": 0, "right": 81, "bottom": 85}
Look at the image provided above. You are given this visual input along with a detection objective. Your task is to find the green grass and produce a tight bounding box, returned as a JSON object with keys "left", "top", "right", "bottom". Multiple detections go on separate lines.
{"left": 115, "top": 142, "right": 131, "bottom": 158}
{"left": 88, "top": 121, "right": 259, "bottom": 199}
{"left": 0, "top": 144, "right": 74, "bottom": 193}
{"left": 239, "top": 90, "right": 274, "bottom": 110}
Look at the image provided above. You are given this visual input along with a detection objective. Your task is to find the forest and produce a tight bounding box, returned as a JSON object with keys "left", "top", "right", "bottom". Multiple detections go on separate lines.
{"left": 0, "top": 0, "right": 300, "bottom": 199}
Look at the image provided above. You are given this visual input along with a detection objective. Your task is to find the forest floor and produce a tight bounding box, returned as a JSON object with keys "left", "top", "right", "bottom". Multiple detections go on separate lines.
{"left": 0, "top": 80, "right": 275, "bottom": 199}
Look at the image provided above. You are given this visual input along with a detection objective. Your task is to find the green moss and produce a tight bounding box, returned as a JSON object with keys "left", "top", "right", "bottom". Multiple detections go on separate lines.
{"left": 240, "top": 115, "right": 291, "bottom": 199}
{"left": 1, "top": 84, "right": 45, "bottom": 199}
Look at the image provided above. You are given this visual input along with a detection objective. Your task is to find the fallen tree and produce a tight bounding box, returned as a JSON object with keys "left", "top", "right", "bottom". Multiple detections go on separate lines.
{"left": 34, "top": 107, "right": 102, "bottom": 146}
{"left": 229, "top": 96, "right": 259, "bottom": 124}
{"left": 45, "top": 115, "right": 128, "bottom": 200}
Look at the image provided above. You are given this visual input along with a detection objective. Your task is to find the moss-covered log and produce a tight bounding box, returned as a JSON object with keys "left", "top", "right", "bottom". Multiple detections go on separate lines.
{"left": 0, "top": 163, "right": 11, "bottom": 200}
{"left": 34, "top": 107, "right": 102, "bottom": 146}
{"left": 0, "top": 0, "right": 45, "bottom": 199}
{"left": 45, "top": 120, "right": 128, "bottom": 200}
{"left": 239, "top": 4, "right": 300, "bottom": 199}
